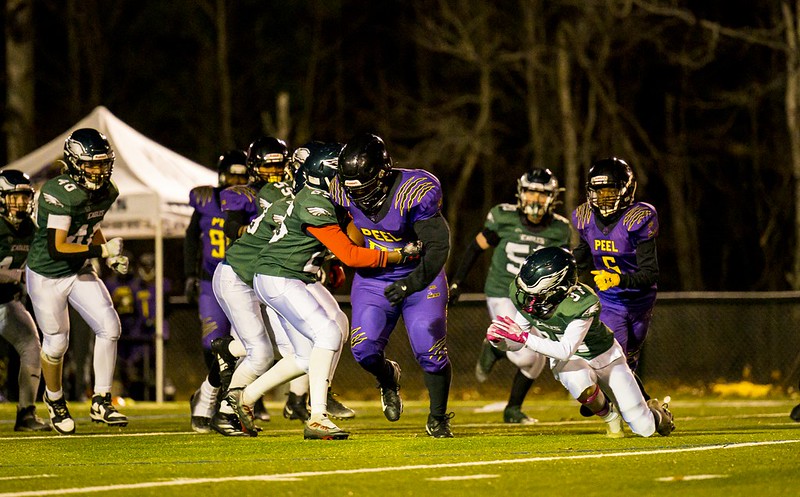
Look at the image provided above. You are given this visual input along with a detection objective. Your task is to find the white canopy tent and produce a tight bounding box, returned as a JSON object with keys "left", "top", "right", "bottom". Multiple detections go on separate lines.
{"left": 6, "top": 106, "right": 217, "bottom": 402}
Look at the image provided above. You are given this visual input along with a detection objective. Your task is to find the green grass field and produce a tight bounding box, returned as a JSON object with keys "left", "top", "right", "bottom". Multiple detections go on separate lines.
{"left": 1, "top": 397, "right": 798, "bottom": 497}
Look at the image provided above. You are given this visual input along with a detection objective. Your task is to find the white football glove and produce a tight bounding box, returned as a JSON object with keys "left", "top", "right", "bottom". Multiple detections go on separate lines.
{"left": 107, "top": 255, "right": 129, "bottom": 275}
{"left": 101, "top": 237, "right": 124, "bottom": 258}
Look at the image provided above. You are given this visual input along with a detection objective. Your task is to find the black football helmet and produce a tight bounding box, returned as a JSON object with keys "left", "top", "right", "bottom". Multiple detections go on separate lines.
{"left": 338, "top": 133, "right": 393, "bottom": 214}
{"left": 63, "top": 128, "right": 115, "bottom": 191}
{"left": 246, "top": 137, "right": 289, "bottom": 185}
{"left": 0, "top": 169, "right": 34, "bottom": 226}
{"left": 295, "top": 142, "right": 343, "bottom": 193}
{"left": 217, "top": 149, "right": 249, "bottom": 188}
{"left": 514, "top": 247, "right": 577, "bottom": 319}
{"left": 586, "top": 157, "right": 636, "bottom": 221}
{"left": 517, "top": 168, "right": 562, "bottom": 223}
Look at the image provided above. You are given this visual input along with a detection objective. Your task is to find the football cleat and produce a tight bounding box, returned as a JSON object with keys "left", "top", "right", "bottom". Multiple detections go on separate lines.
{"left": 211, "top": 336, "right": 237, "bottom": 392}
{"left": 14, "top": 405, "right": 52, "bottom": 432}
{"left": 327, "top": 388, "right": 355, "bottom": 419}
{"left": 379, "top": 360, "right": 403, "bottom": 422}
{"left": 475, "top": 339, "right": 504, "bottom": 383}
{"left": 791, "top": 403, "right": 800, "bottom": 422}
{"left": 90, "top": 393, "right": 128, "bottom": 427}
{"left": 210, "top": 410, "right": 253, "bottom": 437}
{"left": 647, "top": 397, "right": 675, "bottom": 436}
{"left": 254, "top": 397, "right": 271, "bottom": 422}
{"left": 44, "top": 393, "right": 75, "bottom": 435}
{"left": 189, "top": 388, "right": 212, "bottom": 433}
{"left": 503, "top": 405, "right": 538, "bottom": 425}
{"left": 283, "top": 392, "right": 311, "bottom": 421}
{"left": 604, "top": 404, "right": 625, "bottom": 438}
{"left": 303, "top": 414, "right": 349, "bottom": 440}
{"left": 425, "top": 412, "right": 455, "bottom": 438}
{"left": 226, "top": 388, "right": 259, "bottom": 435}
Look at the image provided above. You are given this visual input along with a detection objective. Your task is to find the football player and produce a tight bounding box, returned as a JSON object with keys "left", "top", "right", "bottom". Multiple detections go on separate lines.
{"left": 225, "top": 142, "right": 419, "bottom": 439}
{"left": 184, "top": 149, "right": 249, "bottom": 433}
{"left": 572, "top": 157, "right": 659, "bottom": 401}
{"left": 331, "top": 133, "right": 454, "bottom": 438}
{"left": 486, "top": 247, "right": 674, "bottom": 438}
{"left": 448, "top": 168, "right": 571, "bottom": 424}
{"left": 26, "top": 128, "right": 129, "bottom": 434}
{"left": 0, "top": 170, "right": 50, "bottom": 431}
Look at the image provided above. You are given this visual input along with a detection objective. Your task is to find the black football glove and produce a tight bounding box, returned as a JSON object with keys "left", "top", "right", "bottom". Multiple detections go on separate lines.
{"left": 384, "top": 279, "right": 411, "bottom": 306}
{"left": 184, "top": 276, "right": 199, "bottom": 303}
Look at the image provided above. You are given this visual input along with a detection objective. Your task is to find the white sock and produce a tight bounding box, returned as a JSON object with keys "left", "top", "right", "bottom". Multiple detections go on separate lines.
{"left": 308, "top": 347, "right": 335, "bottom": 417}
{"left": 243, "top": 357, "right": 304, "bottom": 406}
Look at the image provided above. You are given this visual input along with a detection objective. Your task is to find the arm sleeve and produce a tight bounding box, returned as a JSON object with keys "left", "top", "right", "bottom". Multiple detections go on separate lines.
{"left": 572, "top": 237, "right": 595, "bottom": 286}
{"left": 523, "top": 317, "right": 593, "bottom": 361}
{"left": 450, "top": 236, "right": 487, "bottom": 284}
{"left": 307, "top": 224, "right": 389, "bottom": 268}
{"left": 223, "top": 210, "right": 247, "bottom": 241}
{"left": 47, "top": 229, "right": 102, "bottom": 262}
{"left": 403, "top": 213, "right": 451, "bottom": 293}
{"left": 183, "top": 210, "right": 201, "bottom": 278}
{"left": 619, "top": 238, "right": 659, "bottom": 288}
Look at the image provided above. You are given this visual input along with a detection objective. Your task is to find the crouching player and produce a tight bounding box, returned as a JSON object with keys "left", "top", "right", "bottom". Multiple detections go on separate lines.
{"left": 486, "top": 246, "right": 674, "bottom": 438}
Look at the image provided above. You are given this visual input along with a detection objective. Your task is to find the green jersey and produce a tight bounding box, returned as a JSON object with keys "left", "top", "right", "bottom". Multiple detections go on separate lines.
{"left": 253, "top": 186, "right": 341, "bottom": 283}
{"left": 484, "top": 203, "right": 571, "bottom": 297}
{"left": 28, "top": 174, "right": 119, "bottom": 277}
{"left": 511, "top": 281, "right": 614, "bottom": 360}
{"left": 0, "top": 217, "right": 34, "bottom": 303}
{"left": 225, "top": 181, "right": 293, "bottom": 285}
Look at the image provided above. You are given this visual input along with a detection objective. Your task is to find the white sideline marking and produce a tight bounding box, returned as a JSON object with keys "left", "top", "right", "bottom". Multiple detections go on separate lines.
{"left": 427, "top": 474, "right": 499, "bottom": 481}
{"left": 656, "top": 474, "right": 728, "bottom": 482}
{"left": 0, "top": 475, "right": 55, "bottom": 482}
{"left": 0, "top": 439, "right": 797, "bottom": 496}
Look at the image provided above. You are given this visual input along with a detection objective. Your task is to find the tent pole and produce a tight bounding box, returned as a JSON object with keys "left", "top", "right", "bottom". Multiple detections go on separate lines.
{"left": 155, "top": 204, "right": 164, "bottom": 404}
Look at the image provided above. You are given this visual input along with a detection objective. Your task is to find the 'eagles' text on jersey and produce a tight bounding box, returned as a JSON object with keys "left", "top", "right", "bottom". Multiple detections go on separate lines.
{"left": 0, "top": 216, "right": 34, "bottom": 302}
{"left": 484, "top": 203, "right": 571, "bottom": 298}
{"left": 28, "top": 174, "right": 119, "bottom": 277}
{"left": 330, "top": 168, "right": 441, "bottom": 282}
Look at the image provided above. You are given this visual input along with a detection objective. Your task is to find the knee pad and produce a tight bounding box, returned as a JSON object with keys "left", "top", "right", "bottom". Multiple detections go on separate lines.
{"left": 293, "top": 356, "right": 310, "bottom": 374}
{"left": 246, "top": 346, "right": 275, "bottom": 375}
{"left": 315, "top": 323, "right": 343, "bottom": 352}
{"left": 417, "top": 354, "right": 450, "bottom": 374}
{"left": 94, "top": 308, "right": 121, "bottom": 341}
{"left": 508, "top": 349, "right": 546, "bottom": 379}
{"left": 41, "top": 335, "right": 68, "bottom": 361}
{"left": 620, "top": 400, "right": 656, "bottom": 437}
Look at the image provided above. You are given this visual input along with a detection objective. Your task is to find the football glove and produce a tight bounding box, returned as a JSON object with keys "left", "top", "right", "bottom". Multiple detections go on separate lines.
{"left": 448, "top": 282, "right": 462, "bottom": 306}
{"left": 486, "top": 315, "right": 528, "bottom": 351}
{"left": 384, "top": 279, "right": 411, "bottom": 306}
{"left": 107, "top": 255, "right": 129, "bottom": 275}
{"left": 592, "top": 270, "right": 620, "bottom": 291}
{"left": 326, "top": 261, "right": 346, "bottom": 290}
{"left": 398, "top": 241, "right": 423, "bottom": 264}
{"left": 184, "top": 276, "right": 199, "bottom": 303}
{"left": 101, "top": 237, "right": 124, "bottom": 258}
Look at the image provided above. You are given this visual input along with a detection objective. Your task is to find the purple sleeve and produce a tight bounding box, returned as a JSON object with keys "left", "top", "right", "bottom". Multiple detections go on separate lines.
{"left": 406, "top": 170, "right": 443, "bottom": 223}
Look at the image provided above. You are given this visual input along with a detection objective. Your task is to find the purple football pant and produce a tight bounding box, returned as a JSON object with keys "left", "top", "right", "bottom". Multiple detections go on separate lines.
{"left": 198, "top": 279, "right": 231, "bottom": 350}
{"left": 598, "top": 298, "right": 654, "bottom": 372}
{"left": 350, "top": 271, "right": 449, "bottom": 374}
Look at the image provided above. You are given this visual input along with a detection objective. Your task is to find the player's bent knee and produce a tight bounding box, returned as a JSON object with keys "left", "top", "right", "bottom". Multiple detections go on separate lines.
{"left": 315, "top": 325, "right": 342, "bottom": 351}
{"left": 41, "top": 337, "right": 68, "bottom": 362}
{"left": 623, "top": 403, "right": 656, "bottom": 437}
{"left": 248, "top": 348, "right": 275, "bottom": 374}
{"left": 293, "top": 356, "right": 310, "bottom": 373}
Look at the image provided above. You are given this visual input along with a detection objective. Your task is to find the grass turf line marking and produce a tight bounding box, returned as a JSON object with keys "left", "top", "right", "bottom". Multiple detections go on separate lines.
{"left": 656, "top": 474, "right": 729, "bottom": 482}
{"left": 0, "top": 439, "right": 797, "bottom": 496}
{"left": 0, "top": 475, "right": 56, "bottom": 482}
{"left": 427, "top": 475, "right": 499, "bottom": 481}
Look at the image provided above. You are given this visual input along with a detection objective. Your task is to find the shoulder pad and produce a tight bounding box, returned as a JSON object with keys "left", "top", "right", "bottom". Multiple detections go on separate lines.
{"left": 498, "top": 203, "right": 517, "bottom": 212}
{"left": 190, "top": 185, "right": 215, "bottom": 206}
{"left": 572, "top": 203, "right": 593, "bottom": 230}
{"left": 621, "top": 203, "right": 656, "bottom": 231}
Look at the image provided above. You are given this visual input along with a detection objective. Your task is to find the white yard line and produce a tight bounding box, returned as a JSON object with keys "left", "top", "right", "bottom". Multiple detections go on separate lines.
{"left": 0, "top": 439, "right": 797, "bottom": 497}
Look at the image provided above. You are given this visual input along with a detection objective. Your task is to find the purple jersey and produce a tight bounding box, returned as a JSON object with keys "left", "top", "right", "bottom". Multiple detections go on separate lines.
{"left": 572, "top": 201, "right": 658, "bottom": 308}
{"left": 220, "top": 184, "right": 260, "bottom": 223}
{"left": 189, "top": 185, "right": 227, "bottom": 277}
{"left": 330, "top": 168, "right": 442, "bottom": 282}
